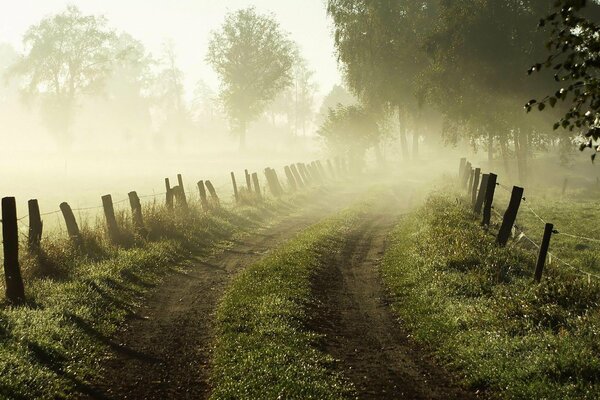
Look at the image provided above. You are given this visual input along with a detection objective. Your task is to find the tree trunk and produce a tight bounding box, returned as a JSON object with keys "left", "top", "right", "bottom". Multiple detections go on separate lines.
{"left": 397, "top": 106, "right": 409, "bottom": 160}
{"left": 515, "top": 129, "right": 528, "bottom": 186}
{"left": 499, "top": 135, "right": 511, "bottom": 178}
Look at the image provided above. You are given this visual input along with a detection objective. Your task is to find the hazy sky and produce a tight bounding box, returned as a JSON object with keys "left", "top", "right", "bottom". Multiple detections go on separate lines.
{"left": 0, "top": 0, "right": 342, "bottom": 98}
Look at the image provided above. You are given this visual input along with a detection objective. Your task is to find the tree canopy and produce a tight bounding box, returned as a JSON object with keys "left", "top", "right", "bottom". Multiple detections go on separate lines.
{"left": 206, "top": 7, "right": 295, "bottom": 149}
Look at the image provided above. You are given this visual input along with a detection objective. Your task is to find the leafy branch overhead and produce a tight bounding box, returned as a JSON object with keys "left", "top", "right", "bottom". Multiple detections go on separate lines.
{"left": 527, "top": 0, "right": 600, "bottom": 157}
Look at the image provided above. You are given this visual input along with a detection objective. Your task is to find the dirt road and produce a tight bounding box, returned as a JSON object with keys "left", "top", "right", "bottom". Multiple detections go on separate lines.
{"left": 87, "top": 187, "right": 361, "bottom": 399}
{"left": 309, "top": 193, "right": 475, "bottom": 400}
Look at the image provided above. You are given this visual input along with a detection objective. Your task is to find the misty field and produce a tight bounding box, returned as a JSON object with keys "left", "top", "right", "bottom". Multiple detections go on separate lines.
{"left": 2, "top": 0, "right": 600, "bottom": 399}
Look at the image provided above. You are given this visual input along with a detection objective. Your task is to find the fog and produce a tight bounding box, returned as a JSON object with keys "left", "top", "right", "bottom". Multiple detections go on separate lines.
{"left": 0, "top": 1, "right": 598, "bottom": 231}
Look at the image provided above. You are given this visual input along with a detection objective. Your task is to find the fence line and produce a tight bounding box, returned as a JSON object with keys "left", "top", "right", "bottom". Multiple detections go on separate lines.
{"left": 461, "top": 159, "right": 600, "bottom": 282}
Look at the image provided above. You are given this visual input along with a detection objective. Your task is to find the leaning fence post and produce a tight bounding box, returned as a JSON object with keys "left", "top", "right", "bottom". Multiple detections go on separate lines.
{"left": 60, "top": 202, "right": 81, "bottom": 242}
{"left": 459, "top": 158, "right": 467, "bottom": 180}
{"left": 252, "top": 173, "right": 262, "bottom": 200}
{"left": 28, "top": 199, "right": 43, "bottom": 251}
{"left": 176, "top": 174, "right": 188, "bottom": 210}
{"left": 2, "top": 197, "right": 25, "bottom": 304}
{"left": 264, "top": 168, "right": 279, "bottom": 197}
{"left": 197, "top": 181, "right": 210, "bottom": 211}
{"left": 205, "top": 180, "right": 220, "bottom": 207}
{"left": 165, "top": 178, "right": 174, "bottom": 210}
{"left": 128, "top": 191, "right": 144, "bottom": 232}
{"left": 245, "top": 169, "right": 252, "bottom": 191}
{"left": 482, "top": 173, "right": 497, "bottom": 226}
{"left": 474, "top": 174, "right": 489, "bottom": 215}
{"left": 102, "top": 195, "right": 120, "bottom": 243}
{"left": 462, "top": 162, "right": 472, "bottom": 189}
{"left": 467, "top": 167, "right": 474, "bottom": 194}
{"left": 471, "top": 168, "right": 481, "bottom": 207}
{"left": 497, "top": 186, "right": 524, "bottom": 246}
{"left": 535, "top": 223, "right": 554, "bottom": 283}
{"left": 231, "top": 172, "right": 239, "bottom": 203}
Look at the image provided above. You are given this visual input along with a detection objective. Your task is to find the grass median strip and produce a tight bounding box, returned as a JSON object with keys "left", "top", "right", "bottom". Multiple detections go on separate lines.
{"left": 210, "top": 206, "right": 367, "bottom": 400}
{"left": 381, "top": 192, "right": 600, "bottom": 399}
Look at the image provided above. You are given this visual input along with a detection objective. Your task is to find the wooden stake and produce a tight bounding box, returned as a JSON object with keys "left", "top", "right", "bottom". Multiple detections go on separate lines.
{"left": 290, "top": 164, "right": 304, "bottom": 187}
{"left": 27, "top": 199, "right": 43, "bottom": 251}
{"left": 60, "top": 202, "right": 81, "bottom": 242}
{"left": 176, "top": 174, "right": 188, "bottom": 210}
{"left": 474, "top": 174, "right": 489, "bottom": 215}
{"left": 482, "top": 173, "right": 497, "bottom": 226}
{"left": 197, "top": 181, "right": 210, "bottom": 211}
{"left": 497, "top": 186, "right": 524, "bottom": 246}
{"left": 165, "top": 178, "right": 174, "bottom": 210}
{"left": 245, "top": 169, "right": 252, "bottom": 191}
{"left": 205, "top": 180, "right": 220, "bottom": 207}
{"left": 102, "top": 194, "right": 120, "bottom": 243}
{"left": 252, "top": 173, "right": 262, "bottom": 199}
{"left": 2, "top": 197, "right": 25, "bottom": 304}
{"left": 231, "top": 172, "right": 239, "bottom": 203}
{"left": 128, "top": 191, "right": 144, "bottom": 232}
{"left": 471, "top": 168, "right": 481, "bottom": 207}
{"left": 535, "top": 223, "right": 554, "bottom": 283}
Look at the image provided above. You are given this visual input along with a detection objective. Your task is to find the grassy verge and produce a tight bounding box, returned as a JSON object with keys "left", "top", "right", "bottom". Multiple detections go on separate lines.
{"left": 210, "top": 204, "right": 368, "bottom": 400}
{"left": 381, "top": 191, "right": 600, "bottom": 399}
{"left": 0, "top": 192, "right": 312, "bottom": 399}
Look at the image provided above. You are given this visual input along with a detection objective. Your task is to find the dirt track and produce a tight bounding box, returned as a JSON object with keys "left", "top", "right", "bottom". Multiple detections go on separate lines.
{"left": 309, "top": 193, "right": 476, "bottom": 400}
{"left": 86, "top": 188, "right": 360, "bottom": 400}
{"left": 87, "top": 182, "right": 475, "bottom": 400}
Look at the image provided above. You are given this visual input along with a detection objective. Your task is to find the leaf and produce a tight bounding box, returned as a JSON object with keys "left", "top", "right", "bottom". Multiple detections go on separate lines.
{"left": 549, "top": 97, "right": 557, "bottom": 107}
{"left": 538, "top": 103, "right": 546, "bottom": 111}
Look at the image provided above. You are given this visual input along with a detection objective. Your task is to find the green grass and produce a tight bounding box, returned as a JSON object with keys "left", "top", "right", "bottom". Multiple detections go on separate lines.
{"left": 381, "top": 191, "right": 600, "bottom": 399}
{"left": 210, "top": 205, "right": 368, "bottom": 400}
{"left": 0, "top": 192, "right": 312, "bottom": 399}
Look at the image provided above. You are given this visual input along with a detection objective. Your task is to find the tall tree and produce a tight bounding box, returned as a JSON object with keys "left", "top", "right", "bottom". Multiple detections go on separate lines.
{"left": 207, "top": 7, "right": 295, "bottom": 149}
{"left": 327, "top": 0, "right": 435, "bottom": 159}
{"left": 9, "top": 6, "right": 120, "bottom": 148}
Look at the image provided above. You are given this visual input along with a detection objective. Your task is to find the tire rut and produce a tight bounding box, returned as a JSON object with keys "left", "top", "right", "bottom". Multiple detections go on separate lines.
{"left": 86, "top": 188, "right": 360, "bottom": 400}
{"left": 310, "top": 202, "right": 476, "bottom": 400}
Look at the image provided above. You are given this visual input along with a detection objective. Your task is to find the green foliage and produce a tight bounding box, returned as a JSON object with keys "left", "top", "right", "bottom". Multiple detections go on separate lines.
{"left": 381, "top": 193, "right": 600, "bottom": 399}
{"left": 206, "top": 8, "right": 295, "bottom": 148}
{"left": 211, "top": 208, "right": 363, "bottom": 400}
{"left": 9, "top": 6, "right": 121, "bottom": 145}
{"left": 527, "top": 1, "right": 600, "bottom": 160}
{"left": 317, "top": 104, "right": 379, "bottom": 169}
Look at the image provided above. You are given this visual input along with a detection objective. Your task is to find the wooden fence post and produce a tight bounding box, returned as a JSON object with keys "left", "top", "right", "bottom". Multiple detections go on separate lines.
{"left": 197, "top": 181, "right": 210, "bottom": 211}
{"left": 290, "top": 164, "right": 305, "bottom": 187}
{"left": 252, "top": 173, "right": 262, "bottom": 200}
{"left": 271, "top": 169, "right": 285, "bottom": 195}
{"left": 471, "top": 168, "right": 481, "bottom": 207}
{"left": 231, "top": 172, "right": 239, "bottom": 203}
{"left": 102, "top": 195, "right": 120, "bottom": 243}
{"left": 2, "top": 197, "right": 25, "bottom": 304}
{"left": 459, "top": 158, "right": 467, "bottom": 180}
{"left": 28, "top": 199, "right": 43, "bottom": 251}
{"left": 264, "top": 168, "right": 280, "bottom": 197}
{"left": 467, "top": 167, "right": 474, "bottom": 194}
{"left": 128, "top": 191, "right": 144, "bottom": 232}
{"left": 245, "top": 169, "right": 252, "bottom": 191}
{"left": 482, "top": 173, "right": 497, "bottom": 226}
{"left": 497, "top": 186, "right": 524, "bottom": 246}
{"left": 284, "top": 166, "right": 297, "bottom": 192}
{"left": 474, "top": 174, "right": 489, "bottom": 215}
{"left": 205, "top": 180, "right": 220, "bottom": 207}
{"left": 176, "top": 174, "right": 188, "bottom": 210}
{"left": 60, "top": 202, "right": 81, "bottom": 242}
{"left": 462, "top": 162, "right": 472, "bottom": 189}
{"left": 534, "top": 223, "right": 554, "bottom": 283}
{"left": 165, "top": 178, "right": 174, "bottom": 210}
{"left": 300, "top": 163, "right": 312, "bottom": 183}
{"left": 296, "top": 163, "right": 309, "bottom": 184}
